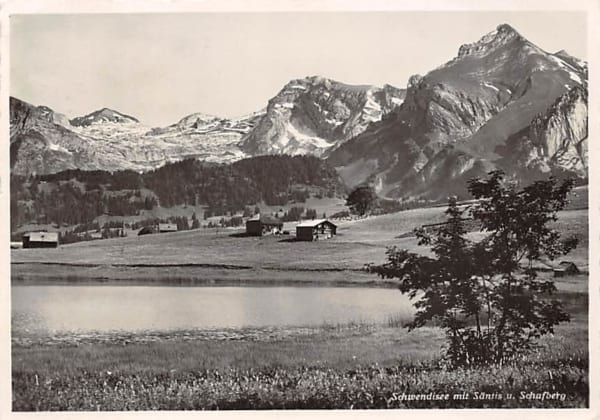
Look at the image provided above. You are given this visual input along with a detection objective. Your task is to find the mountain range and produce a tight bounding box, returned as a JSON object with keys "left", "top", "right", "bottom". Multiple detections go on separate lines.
{"left": 10, "top": 23, "right": 588, "bottom": 200}
{"left": 10, "top": 97, "right": 262, "bottom": 175}
{"left": 328, "top": 24, "right": 588, "bottom": 198}
{"left": 10, "top": 77, "right": 404, "bottom": 176}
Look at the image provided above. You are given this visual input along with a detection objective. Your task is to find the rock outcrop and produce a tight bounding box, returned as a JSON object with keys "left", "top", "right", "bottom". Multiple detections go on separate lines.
{"left": 241, "top": 76, "right": 405, "bottom": 157}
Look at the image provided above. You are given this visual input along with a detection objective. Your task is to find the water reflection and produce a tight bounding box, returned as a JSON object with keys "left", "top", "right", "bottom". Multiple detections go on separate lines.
{"left": 12, "top": 285, "right": 415, "bottom": 334}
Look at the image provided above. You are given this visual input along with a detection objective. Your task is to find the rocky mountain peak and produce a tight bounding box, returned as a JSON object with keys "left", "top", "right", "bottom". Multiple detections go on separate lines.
{"left": 456, "top": 23, "right": 527, "bottom": 59}
{"left": 174, "top": 112, "right": 220, "bottom": 130}
{"left": 306, "top": 75, "right": 329, "bottom": 85}
{"left": 496, "top": 23, "right": 519, "bottom": 35}
{"left": 240, "top": 76, "right": 405, "bottom": 157}
{"left": 9, "top": 97, "right": 72, "bottom": 131}
{"left": 327, "top": 24, "right": 587, "bottom": 200}
{"left": 407, "top": 74, "right": 423, "bottom": 89}
{"left": 70, "top": 108, "right": 139, "bottom": 127}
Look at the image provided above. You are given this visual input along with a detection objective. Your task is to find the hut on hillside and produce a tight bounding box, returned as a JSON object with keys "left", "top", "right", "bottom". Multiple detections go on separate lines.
{"left": 245, "top": 215, "right": 283, "bottom": 236}
{"left": 22, "top": 231, "right": 59, "bottom": 248}
{"left": 158, "top": 223, "right": 178, "bottom": 233}
{"left": 296, "top": 219, "right": 337, "bottom": 241}
{"left": 138, "top": 226, "right": 154, "bottom": 236}
{"left": 553, "top": 261, "right": 580, "bottom": 277}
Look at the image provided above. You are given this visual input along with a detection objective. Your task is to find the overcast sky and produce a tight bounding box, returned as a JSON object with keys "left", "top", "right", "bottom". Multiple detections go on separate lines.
{"left": 10, "top": 11, "right": 587, "bottom": 127}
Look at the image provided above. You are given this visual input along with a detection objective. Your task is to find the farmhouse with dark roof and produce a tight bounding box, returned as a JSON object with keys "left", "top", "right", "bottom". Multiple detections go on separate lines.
{"left": 295, "top": 219, "right": 337, "bottom": 241}
{"left": 245, "top": 214, "right": 284, "bottom": 236}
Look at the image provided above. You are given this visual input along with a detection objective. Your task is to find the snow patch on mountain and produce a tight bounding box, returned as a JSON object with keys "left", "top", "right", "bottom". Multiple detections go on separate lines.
{"left": 390, "top": 97, "right": 404, "bottom": 106}
{"left": 482, "top": 82, "right": 499, "bottom": 92}
{"left": 47, "top": 142, "right": 73, "bottom": 155}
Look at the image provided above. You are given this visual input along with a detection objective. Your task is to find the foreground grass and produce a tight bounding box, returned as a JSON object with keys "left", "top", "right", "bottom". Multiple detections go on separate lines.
{"left": 12, "top": 359, "right": 588, "bottom": 410}
{"left": 12, "top": 315, "right": 588, "bottom": 410}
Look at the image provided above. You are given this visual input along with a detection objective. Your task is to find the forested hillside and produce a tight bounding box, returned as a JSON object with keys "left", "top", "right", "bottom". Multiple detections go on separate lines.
{"left": 10, "top": 155, "right": 344, "bottom": 232}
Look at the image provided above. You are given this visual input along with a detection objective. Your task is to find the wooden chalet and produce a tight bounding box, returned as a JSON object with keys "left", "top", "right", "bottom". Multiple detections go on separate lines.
{"left": 553, "top": 261, "right": 580, "bottom": 277}
{"left": 245, "top": 215, "right": 283, "bottom": 236}
{"left": 22, "top": 231, "right": 59, "bottom": 248}
{"left": 295, "top": 219, "right": 337, "bottom": 241}
{"left": 158, "top": 223, "right": 178, "bottom": 233}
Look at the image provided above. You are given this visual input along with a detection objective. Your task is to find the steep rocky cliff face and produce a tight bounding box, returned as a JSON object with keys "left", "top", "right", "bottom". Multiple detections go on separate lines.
{"left": 241, "top": 76, "right": 405, "bottom": 157}
{"left": 498, "top": 86, "right": 587, "bottom": 177}
{"left": 328, "top": 24, "right": 588, "bottom": 199}
{"left": 529, "top": 86, "right": 587, "bottom": 171}
{"left": 10, "top": 97, "right": 101, "bottom": 175}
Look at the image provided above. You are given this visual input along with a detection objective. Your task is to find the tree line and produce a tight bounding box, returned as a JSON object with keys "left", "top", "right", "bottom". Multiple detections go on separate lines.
{"left": 10, "top": 155, "right": 343, "bottom": 232}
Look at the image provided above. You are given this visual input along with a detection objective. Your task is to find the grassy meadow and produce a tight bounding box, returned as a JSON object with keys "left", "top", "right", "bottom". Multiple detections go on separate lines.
{"left": 11, "top": 205, "right": 450, "bottom": 286}
{"left": 12, "top": 205, "right": 588, "bottom": 293}
{"left": 11, "top": 192, "right": 589, "bottom": 410}
{"left": 12, "top": 305, "right": 588, "bottom": 410}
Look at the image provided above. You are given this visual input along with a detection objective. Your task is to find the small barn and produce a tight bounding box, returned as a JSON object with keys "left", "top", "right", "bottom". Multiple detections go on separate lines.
{"left": 553, "top": 261, "right": 580, "bottom": 277}
{"left": 158, "top": 223, "right": 178, "bottom": 233}
{"left": 245, "top": 215, "right": 283, "bottom": 236}
{"left": 138, "top": 226, "right": 154, "bottom": 236}
{"left": 296, "top": 219, "right": 337, "bottom": 241}
{"left": 22, "top": 231, "right": 59, "bottom": 248}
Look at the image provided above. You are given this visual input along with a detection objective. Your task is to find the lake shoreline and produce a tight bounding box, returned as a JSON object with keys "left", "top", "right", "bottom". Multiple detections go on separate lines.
{"left": 11, "top": 323, "right": 381, "bottom": 347}
{"left": 11, "top": 262, "right": 588, "bottom": 291}
{"left": 11, "top": 262, "right": 401, "bottom": 288}
{"left": 12, "top": 291, "right": 587, "bottom": 348}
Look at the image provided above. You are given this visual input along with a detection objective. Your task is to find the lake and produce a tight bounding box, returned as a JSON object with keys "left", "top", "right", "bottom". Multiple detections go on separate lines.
{"left": 12, "top": 285, "right": 415, "bottom": 334}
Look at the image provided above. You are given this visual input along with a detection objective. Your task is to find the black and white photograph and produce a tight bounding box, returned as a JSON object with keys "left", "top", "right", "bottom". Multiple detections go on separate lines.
{"left": 2, "top": 0, "right": 597, "bottom": 415}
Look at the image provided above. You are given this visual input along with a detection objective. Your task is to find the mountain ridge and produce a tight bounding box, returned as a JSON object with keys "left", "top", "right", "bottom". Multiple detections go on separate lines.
{"left": 327, "top": 23, "right": 588, "bottom": 199}
{"left": 10, "top": 75, "right": 405, "bottom": 176}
